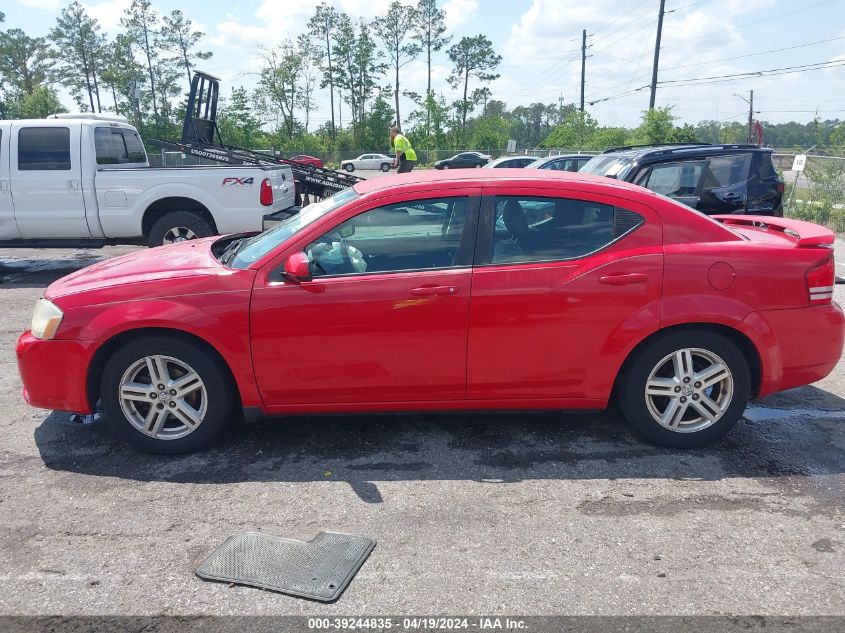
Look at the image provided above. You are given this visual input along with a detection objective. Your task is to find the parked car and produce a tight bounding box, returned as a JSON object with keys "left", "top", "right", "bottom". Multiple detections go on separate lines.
{"left": 580, "top": 143, "right": 785, "bottom": 216}
{"left": 526, "top": 154, "right": 593, "bottom": 172}
{"left": 289, "top": 154, "right": 324, "bottom": 170}
{"left": 341, "top": 154, "right": 393, "bottom": 172}
{"left": 18, "top": 170, "right": 843, "bottom": 454}
{"left": 434, "top": 152, "right": 491, "bottom": 169}
{"left": 0, "top": 114, "right": 295, "bottom": 247}
{"left": 483, "top": 155, "right": 537, "bottom": 169}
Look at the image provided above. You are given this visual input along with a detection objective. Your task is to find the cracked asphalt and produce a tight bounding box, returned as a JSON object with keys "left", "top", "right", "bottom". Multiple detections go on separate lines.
{"left": 0, "top": 241, "right": 843, "bottom": 618}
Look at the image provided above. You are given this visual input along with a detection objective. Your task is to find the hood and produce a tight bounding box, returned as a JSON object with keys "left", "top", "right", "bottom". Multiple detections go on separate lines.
{"left": 45, "top": 237, "right": 224, "bottom": 300}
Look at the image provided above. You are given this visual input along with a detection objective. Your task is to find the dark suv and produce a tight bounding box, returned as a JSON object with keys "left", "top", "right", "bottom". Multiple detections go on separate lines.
{"left": 580, "top": 143, "right": 784, "bottom": 216}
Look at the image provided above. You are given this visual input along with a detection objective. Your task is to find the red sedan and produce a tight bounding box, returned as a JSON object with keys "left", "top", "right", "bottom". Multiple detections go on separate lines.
{"left": 16, "top": 170, "right": 843, "bottom": 454}
{"left": 289, "top": 154, "right": 324, "bottom": 169}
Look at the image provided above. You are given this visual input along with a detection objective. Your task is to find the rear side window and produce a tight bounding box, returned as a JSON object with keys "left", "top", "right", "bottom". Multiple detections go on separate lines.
{"left": 491, "top": 196, "right": 643, "bottom": 264}
{"left": 755, "top": 153, "right": 778, "bottom": 180}
{"left": 701, "top": 154, "right": 751, "bottom": 189}
{"left": 644, "top": 161, "right": 705, "bottom": 197}
{"left": 95, "top": 128, "right": 146, "bottom": 164}
{"left": 18, "top": 127, "right": 71, "bottom": 170}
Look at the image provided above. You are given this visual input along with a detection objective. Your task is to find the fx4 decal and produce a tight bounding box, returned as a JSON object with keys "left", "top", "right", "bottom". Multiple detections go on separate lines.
{"left": 222, "top": 177, "right": 255, "bottom": 187}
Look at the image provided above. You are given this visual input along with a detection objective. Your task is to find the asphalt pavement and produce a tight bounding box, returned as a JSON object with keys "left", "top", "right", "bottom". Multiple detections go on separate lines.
{"left": 0, "top": 237, "right": 843, "bottom": 619}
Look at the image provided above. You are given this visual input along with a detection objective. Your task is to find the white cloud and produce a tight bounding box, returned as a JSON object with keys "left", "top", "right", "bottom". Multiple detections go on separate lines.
{"left": 443, "top": 0, "right": 478, "bottom": 31}
{"left": 80, "top": 0, "right": 133, "bottom": 33}
{"left": 15, "top": 0, "right": 61, "bottom": 10}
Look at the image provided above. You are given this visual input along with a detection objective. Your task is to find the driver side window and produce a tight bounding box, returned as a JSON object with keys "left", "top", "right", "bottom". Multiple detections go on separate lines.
{"left": 305, "top": 197, "right": 469, "bottom": 277}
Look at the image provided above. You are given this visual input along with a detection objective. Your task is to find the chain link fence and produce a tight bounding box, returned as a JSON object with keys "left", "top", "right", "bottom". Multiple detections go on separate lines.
{"left": 774, "top": 153, "right": 845, "bottom": 234}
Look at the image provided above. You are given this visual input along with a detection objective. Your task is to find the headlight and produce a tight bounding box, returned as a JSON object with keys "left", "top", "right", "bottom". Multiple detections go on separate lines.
{"left": 31, "top": 299, "right": 64, "bottom": 340}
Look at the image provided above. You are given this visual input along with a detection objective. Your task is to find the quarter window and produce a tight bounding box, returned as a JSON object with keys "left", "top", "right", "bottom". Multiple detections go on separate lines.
{"left": 491, "top": 196, "right": 642, "bottom": 264}
{"left": 701, "top": 154, "right": 751, "bottom": 189}
{"left": 306, "top": 197, "right": 469, "bottom": 277}
{"left": 18, "top": 127, "right": 71, "bottom": 171}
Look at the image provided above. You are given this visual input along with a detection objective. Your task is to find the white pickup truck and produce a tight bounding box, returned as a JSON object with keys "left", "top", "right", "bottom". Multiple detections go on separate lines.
{"left": 0, "top": 114, "right": 295, "bottom": 247}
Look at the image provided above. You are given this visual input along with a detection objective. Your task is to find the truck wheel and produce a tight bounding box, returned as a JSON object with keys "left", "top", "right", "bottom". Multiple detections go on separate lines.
{"left": 344, "top": 164, "right": 355, "bottom": 172}
{"left": 148, "top": 212, "right": 215, "bottom": 247}
{"left": 100, "top": 335, "right": 236, "bottom": 454}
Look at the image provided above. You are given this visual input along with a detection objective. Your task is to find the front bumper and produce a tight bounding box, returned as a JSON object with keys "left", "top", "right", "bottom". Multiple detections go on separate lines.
{"left": 16, "top": 332, "right": 98, "bottom": 413}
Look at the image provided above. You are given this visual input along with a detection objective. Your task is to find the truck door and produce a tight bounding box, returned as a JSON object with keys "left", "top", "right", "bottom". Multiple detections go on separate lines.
{"left": 10, "top": 123, "right": 91, "bottom": 238}
{"left": 0, "top": 122, "right": 19, "bottom": 239}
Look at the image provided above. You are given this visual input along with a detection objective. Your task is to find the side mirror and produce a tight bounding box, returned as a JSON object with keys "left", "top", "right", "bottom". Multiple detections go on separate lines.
{"left": 283, "top": 251, "right": 312, "bottom": 282}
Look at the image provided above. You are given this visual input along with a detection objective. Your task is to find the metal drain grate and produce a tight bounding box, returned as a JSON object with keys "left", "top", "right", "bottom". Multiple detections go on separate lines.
{"left": 196, "top": 531, "right": 375, "bottom": 602}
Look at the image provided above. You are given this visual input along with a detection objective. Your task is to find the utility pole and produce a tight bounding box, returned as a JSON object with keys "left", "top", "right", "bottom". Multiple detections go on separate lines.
{"left": 734, "top": 90, "right": 754, "bottom": 143}
{"left": 649, "top": 0, "right": 666, "bottom": 109}
{"left": 747, "top": 90, "right": 754, "bottom": 144}
{"left": 580, "top": 29, "right": 587, "bottom": 112}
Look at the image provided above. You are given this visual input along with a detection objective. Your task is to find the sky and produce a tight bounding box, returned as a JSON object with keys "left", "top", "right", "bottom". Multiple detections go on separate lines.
{"left": 4, "top": 0, "right": 845, "bottom": 130}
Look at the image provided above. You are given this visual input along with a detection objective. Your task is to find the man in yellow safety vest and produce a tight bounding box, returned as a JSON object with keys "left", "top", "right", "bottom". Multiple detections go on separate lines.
{"left": 390, "top": 127, "right": 417, "bottom": 173}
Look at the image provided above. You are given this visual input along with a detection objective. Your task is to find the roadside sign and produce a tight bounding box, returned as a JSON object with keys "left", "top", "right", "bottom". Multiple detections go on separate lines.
{"left": 792, "top": 154, "right": 807, "bottom": 172}
{"left": 507, "top": 139, "right": 517, "bottom": 153}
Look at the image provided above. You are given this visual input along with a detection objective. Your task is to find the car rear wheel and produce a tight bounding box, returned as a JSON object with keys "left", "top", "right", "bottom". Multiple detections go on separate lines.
{"left": 617, "top": 330, "right": 750, "bottom": 448}
{"left": 344, "top": 164, "right": 355, "bottom": 172}
{"left": 100, "top": 336, "right": 236, "bottom": 454}
{"left": 148, "top": 211, "right": 215, "bottom": 247}
{"left": 380, "top": 163, "right": 390, "bottom": 172}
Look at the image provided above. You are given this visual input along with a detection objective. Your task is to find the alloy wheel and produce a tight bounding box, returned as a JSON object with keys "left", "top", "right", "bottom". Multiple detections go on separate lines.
{"left": 118, "top": 355, "right": 208, "bottom": 440}
{"left": 644, "top": 347, "right": 734, "bottom": 433}
{"left": 162, "top": 227, "right": 197, "bottom": 244}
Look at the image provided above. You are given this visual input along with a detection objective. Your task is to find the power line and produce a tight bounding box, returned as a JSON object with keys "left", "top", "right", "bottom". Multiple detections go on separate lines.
{"left": 660, "top": 35, "right": 845, "bottom": 72}
{"left": 588, "top": 59, "right": 845, "bottom": 104}
{"left": 683, "top": 0, "right": 837, "bottom": 43}
{"left": 590, "top": 0, "right": 653, "bottom": 37}
{"left": 596, "top": 33, "right": 845, "bottom": 95}
{"left": 657, "top": 59, "right": 845, "bottom": 86}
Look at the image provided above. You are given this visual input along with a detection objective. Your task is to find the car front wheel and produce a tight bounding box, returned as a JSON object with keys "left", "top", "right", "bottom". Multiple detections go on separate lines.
{"left": 380, "top": 163, "right": 390, "bottom": 172}
{"left": 100, "top": 336, "right": 236, "bottom": 454}
{"left": 617, "top": 330, "right": 750, "bottom": 448}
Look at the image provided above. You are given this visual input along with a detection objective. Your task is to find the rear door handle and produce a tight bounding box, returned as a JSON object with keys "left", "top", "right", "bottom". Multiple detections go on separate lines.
{"left": 411, "top": 285, "right": 457, "bottom": 296}
{"left": 599, "top": 273, "right": 648, "bottom": 286}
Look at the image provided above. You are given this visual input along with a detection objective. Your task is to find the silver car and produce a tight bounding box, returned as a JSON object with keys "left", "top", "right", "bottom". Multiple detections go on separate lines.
{"left": 342, "top": 153, "right": 394, "bottom": 172}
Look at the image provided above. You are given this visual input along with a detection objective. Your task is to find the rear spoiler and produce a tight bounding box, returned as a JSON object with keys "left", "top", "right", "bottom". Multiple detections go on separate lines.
{"left": 712, "top": 215, "right": 835, "bottom": 247}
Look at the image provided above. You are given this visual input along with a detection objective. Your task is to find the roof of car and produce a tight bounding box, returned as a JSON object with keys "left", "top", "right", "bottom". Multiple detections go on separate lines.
{"left": 600, "top": 143, "right": 774, "bottom": 160}
{"left": 532, "top": 154, "right": 594, "bottom": 163}
{"left": 353, "top": 167, "right": 659, "bottom": 198}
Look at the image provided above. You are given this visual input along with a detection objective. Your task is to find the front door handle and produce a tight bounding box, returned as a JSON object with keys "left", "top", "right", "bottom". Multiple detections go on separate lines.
{"left": 411, "top": 285, "right": 457, "bottom": 296}
{"left": 599, "top": 273, "right": 648, "bottom": 286}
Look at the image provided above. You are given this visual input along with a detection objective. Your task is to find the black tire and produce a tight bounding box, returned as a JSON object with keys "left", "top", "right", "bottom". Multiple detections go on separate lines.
{"left": 380, "top": 163, "right": 390, "bottom": 172}
{"left": 344, "top": 163, "right": 355, "bottom": 172}
{"left": 148, "top": 211, "right": 215, "bottom": 247}
{"left": 616, "top": 329, "right": 750, "bottom": 448}
{"left": 443, "top": 164, "right": 450, "bottom": 169}
{"left": 100, "top": 335, "right": 236, "bottom": 454}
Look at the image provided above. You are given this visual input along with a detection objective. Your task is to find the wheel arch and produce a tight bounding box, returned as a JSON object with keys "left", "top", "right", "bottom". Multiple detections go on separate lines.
{"left": 141, "top": 197, "right": 218, "bottom": 238}
{"left": 611, "top": 322, "right": 763, "bottom": 400}
{"left": 86, "top": 327, "right": 242, "bottom": 412}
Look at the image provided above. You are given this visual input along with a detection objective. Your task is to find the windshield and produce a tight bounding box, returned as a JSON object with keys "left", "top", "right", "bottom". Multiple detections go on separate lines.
{"left": 228, "top": 187, "right": 360, "bottom": 269}
{"left": 580, "top": 155, "right": 634, "bottom": 180}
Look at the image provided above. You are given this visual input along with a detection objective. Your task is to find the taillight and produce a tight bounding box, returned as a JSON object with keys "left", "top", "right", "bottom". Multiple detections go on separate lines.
{"left": 806, "top": 254, "right": 834, "bottom": 306}
{"left": 260, "top": 178, "right": 273, "bottom": 206}
{"left": 777, "top": 182, "right": 785, "bottom": 195}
